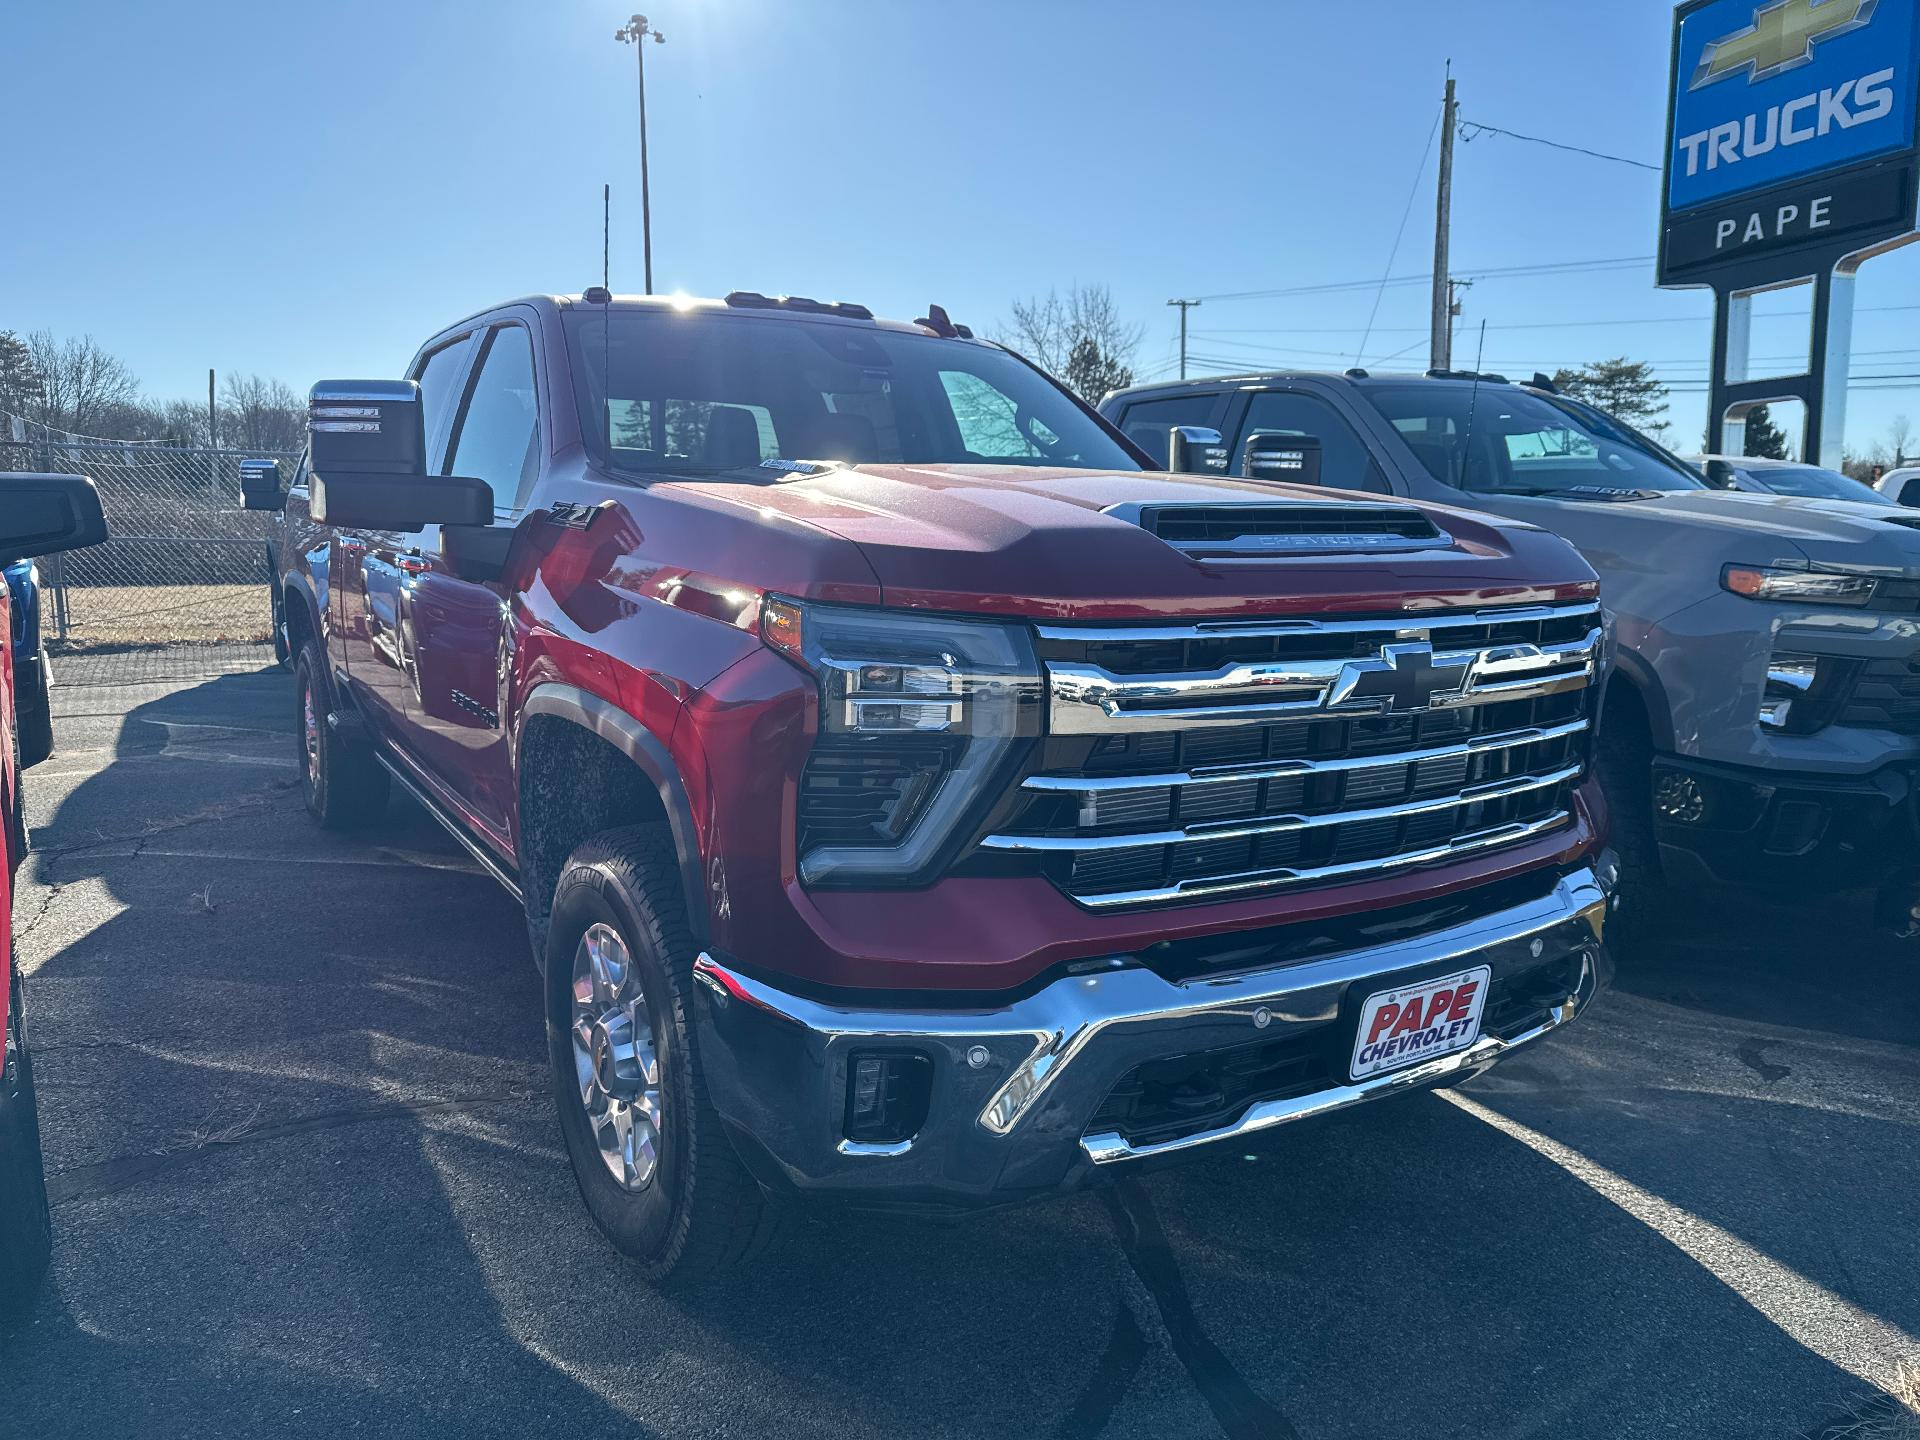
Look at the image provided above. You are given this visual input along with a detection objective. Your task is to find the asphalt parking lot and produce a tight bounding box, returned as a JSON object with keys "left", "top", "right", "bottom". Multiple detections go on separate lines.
{"left": 2, "top": 661, "right": 1916, "bottom": 1439}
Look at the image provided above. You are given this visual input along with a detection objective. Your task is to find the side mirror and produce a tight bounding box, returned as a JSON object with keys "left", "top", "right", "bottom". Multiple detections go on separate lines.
{"left": 1167, "top": 426, "right": 1224, "bottom": 474}
{"left": 0, "top": 473, "right": 108, "bottom": 565}
{"left": 240, "top": 458, "right": 284, "bottom": 511}
{"left": 306, "top": 380, "right": 493, "bottom": 532}
{"left": 1703, "top": 459, "right": 1737, "bottom": 490}
{"left": 1243, "top": 432, "right": 1324, "bottom": 486}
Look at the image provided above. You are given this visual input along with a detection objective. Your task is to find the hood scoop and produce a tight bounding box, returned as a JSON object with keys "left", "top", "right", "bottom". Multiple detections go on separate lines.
{"left": 1113, "top": 502, "right": 1450, "bottom": 562}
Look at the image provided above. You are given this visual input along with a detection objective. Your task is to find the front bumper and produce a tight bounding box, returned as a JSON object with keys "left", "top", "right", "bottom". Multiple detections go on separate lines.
{"left": 693, "top": 861, "right": 1613, "bottom": 1210}
{"left": 1652, "top": 754, "right": 1917, "bottom": 890}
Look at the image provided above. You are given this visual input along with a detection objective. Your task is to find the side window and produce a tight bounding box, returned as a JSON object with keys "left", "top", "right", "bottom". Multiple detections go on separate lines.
{"left": 446, "top": 325, "right": 541, "bottom": 512}
{"left": 413, "top": 338, "right": 472, "bottom": 475}
{"left": 1118, "top": 394, "right": 1221, "bottom": 467}
{"left": 1235, "top": 391, "right": 1386, "bottom": 494}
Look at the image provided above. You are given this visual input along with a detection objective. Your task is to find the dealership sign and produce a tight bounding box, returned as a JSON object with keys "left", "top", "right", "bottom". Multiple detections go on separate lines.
{"left": 1660, "top": 0, "right": 1920, "bottom": 285}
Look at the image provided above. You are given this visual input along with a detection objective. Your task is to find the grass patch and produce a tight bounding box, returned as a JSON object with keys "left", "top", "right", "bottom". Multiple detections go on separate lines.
{"left": 45, "top": 584, "right": 272, "bottom": 646}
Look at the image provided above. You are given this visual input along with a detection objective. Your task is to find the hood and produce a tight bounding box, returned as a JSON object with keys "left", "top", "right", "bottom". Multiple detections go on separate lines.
{"left": 1546, "top": 489, "right": 1920, "bottom": 577}
{"left": 673, "top": 464, "right": 1597, "bottom": 621}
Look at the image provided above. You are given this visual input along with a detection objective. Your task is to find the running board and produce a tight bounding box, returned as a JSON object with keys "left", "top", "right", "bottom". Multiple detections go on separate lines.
{"left": 375, "top": 755, "right": 524, "bottom": 905}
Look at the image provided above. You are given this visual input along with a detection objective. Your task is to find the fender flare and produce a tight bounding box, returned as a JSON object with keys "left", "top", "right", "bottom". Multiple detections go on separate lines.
{"left": 1606, "top": 647, "right": 1675, "bottom": 753}
{"left": 517, "top": 684, "right": 708, "bottom": 943}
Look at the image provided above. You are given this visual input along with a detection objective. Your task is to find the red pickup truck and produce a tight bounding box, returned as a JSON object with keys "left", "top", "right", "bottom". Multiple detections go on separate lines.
{"left": 251, "top": 293, "right": 1616, "bottom": 1281}
{"left": 0, "top": 473, "right": 107, "bottom": 1315}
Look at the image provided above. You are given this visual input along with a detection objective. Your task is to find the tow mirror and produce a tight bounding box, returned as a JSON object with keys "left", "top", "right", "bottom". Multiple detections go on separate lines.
{"left": 1243, "top": 432, "right": 1324, "bottom": 486}
{"left": 306, "top": 380, "right": 493, "bottom": 532}
{"left": 0, "top": 472, "right": 108, "bottom": 565}
{"left": 1702, "top": 459, "right": 1738, "bottom": 490}
{"left": 1167, "top": 426, "right": 1224, "bottom": 474}
{"left": 240, "top": 458, "right": 284, "bottom": 511}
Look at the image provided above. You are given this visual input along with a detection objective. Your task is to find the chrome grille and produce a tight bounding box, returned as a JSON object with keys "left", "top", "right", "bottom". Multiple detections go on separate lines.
{"left": 983, "top": 602, "right": 1601, "bottom": 909}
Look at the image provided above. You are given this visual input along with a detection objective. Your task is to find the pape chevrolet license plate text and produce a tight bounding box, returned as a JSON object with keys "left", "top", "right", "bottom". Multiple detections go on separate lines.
{"left": 1350, "top": 966, "right": 1491, "bottom": 1082}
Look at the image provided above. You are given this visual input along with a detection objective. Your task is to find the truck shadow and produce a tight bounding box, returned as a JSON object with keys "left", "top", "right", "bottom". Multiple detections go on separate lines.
{"left": 2, "top": 669, "right": 1905, "bottom": 1439}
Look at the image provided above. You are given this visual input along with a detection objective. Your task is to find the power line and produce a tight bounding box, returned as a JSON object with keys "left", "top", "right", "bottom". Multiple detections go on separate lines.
{"left": 1187, "top": 254, "right": 1656, "bottom": 305}
{"left": 1458, "top": 120, "right": 1662, "bottom": 173}
{"left": 1358, "top": 102, "right": 1444, "bottom": 365}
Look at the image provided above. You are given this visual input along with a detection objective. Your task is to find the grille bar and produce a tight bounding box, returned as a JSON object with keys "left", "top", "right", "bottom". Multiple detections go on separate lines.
{"left": 1049, "top": 629, "right": 1600, "bottom": 735}
{"left": 1020, "top": 716, "right": 1590, "bottom": 795}
{"left": 982, "top": 764, "right": 1581, "bottom": 853}
{"left": 1070, "top": 813, "right": 1575, "bottom": 910}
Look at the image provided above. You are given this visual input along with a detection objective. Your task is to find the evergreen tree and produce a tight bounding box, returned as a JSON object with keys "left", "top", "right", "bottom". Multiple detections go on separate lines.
{"left": 1742, "top": 405, "right": 1789, "bottom": 460}
{"left": 1550, "top": 357, "right": 1670, "bottom": 431}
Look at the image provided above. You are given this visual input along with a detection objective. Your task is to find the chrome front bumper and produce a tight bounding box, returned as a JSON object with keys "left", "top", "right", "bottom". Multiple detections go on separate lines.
{"left": 692, "top": 862, "right": 1613, "bottom": 1208}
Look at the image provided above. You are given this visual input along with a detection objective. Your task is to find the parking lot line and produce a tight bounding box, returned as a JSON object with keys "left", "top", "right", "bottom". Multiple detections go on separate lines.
{"left": 1443, "top": 1089, "right": 1919, "bottom": 1387}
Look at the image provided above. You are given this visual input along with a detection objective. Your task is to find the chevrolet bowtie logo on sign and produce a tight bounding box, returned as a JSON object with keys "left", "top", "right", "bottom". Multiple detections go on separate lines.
{"left": 1329, "top": 644, "right": 1470, "bottom": 715}
{"left": 1692, "top": 0, "right": 1879, "bottom": 90}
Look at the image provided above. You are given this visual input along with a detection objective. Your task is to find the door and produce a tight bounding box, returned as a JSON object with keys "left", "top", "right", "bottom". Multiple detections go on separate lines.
{"left": 1225, "top": 388, "right": 1391, "bottom": 494}
{"left": 338, "top": 332, "right": 477, "bottom": 742}
{"left": 401, "top": 320, "right": 543, "bottom": 849}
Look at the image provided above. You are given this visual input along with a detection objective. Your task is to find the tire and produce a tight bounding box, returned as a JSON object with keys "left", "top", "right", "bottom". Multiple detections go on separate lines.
{"left": 294, "top": 645, "right": 389, "bottom": 830}
{"left": 0, "top": 955, "right": 53, "bottom": 1318}
{"left": 1594, "top": 699, "right": 1670, "bottom": 956}
{"left": 545, "top": 827, "right": 773, "bottom": 1284}
{"left": 16, "top": 658, "right": 53, "bottom": 771}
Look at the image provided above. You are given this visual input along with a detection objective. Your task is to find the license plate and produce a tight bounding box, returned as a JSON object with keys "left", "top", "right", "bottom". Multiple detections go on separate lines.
{"left": 1350, "top": 965, "right": 1491, "bottom": 1082}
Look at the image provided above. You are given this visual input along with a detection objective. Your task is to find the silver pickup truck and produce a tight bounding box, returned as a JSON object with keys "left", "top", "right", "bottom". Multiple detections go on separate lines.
{"left": 1102, "top": 371, "right": 1920, "bottom": 935}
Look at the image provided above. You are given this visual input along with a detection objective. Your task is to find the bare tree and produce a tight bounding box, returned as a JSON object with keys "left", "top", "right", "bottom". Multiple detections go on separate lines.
{"left": 1888, "top": 414, "right": 1913, "bottom": 468}
{"left": 1001, "top": 284, "right": 1142, "bottom": 402}
{"left": 24, "top": 330, "right": 139, "bottom": 436}
{"left": 219, "top": 372, "right": 307, "bottom": 452}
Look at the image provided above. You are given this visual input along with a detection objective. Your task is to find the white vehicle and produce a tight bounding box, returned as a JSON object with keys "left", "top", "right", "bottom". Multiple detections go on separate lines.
{"left": 1876, "top": 466, "right": 1920, "bottom": 506}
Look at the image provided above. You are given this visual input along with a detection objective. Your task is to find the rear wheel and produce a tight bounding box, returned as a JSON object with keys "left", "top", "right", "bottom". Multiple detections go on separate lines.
{"left": 545, "top": 828, "right": 773, "bottom": 1284}
{"left": 0, "top": 955, "right": 53, "bottom": 1318}
{"left": 294, "top": 644, "right": 389, "bottom": 830}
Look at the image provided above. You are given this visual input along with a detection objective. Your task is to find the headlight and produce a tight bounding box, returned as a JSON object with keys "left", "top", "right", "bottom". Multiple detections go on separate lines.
{"left": 1723, "top": 565, "right": 1875, "bottom": 606}
{"left": 762, "top": 597, "right": 1042, "bottom": 887}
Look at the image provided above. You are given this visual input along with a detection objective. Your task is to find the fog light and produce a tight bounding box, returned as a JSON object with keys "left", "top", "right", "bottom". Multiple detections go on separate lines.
{"left": 1655, "top": 772, "right": 1706, "bottom": 824}
{"left": 845, "top": 1052, "right": 933, "bottom": 1145}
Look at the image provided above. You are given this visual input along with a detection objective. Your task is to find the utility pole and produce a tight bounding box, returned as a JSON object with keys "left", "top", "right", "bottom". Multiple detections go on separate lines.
{"left": 207, "top": 368, "right": 217, "bottom": 450}
{"left": 1430, "top": 69, "right": 1458, "bottom": 373}
{"left": 615, "top": 14, "right": 667, "bottom": 295}
{"left": 1168, "top": 299, "right": 1201, "bottom": 380}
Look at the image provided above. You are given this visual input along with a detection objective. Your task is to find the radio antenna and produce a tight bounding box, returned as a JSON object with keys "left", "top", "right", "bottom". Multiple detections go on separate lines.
{"left": 1458, "top": 319, "right": 1489, "bottom": 490}
{"left": 603, "top": 183, "right": 610, "bottom": 290}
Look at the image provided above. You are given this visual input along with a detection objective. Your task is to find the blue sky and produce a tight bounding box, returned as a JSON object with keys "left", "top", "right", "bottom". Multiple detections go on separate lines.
{"left": 5, "top": 0, "right": 1920, "bottom": 458}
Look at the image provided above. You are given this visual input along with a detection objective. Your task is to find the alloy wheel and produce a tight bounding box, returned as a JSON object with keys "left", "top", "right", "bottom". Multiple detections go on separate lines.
{"left": 570, "top": 922, "right": 664, "bottom": 1191}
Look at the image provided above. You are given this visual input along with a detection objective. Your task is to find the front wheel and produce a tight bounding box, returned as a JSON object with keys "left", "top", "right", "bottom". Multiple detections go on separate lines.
{"left": 545, "top": 828, "right": 773, "bottom": 1284}
{"left": 293, "top": 645, "right": 389, "bottom": 830}
{"left": 0, "top": 957, "right": 53, "bottom": 1317}
{"left": 1594, "top": 704, "right": 1670, "bottom": 956}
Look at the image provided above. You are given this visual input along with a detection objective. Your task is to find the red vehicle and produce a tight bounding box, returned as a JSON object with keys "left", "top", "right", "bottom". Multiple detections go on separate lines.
{"left": 250, "top": 293, "right": 1617, "bottom": 1281}
{"left": 0, "top": 473, "right": 107, "bottom": 1315}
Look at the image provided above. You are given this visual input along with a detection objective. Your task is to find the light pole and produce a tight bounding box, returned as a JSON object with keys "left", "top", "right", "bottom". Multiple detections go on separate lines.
{"left": 614, "top": 13, "right": 666, "bottom": 295}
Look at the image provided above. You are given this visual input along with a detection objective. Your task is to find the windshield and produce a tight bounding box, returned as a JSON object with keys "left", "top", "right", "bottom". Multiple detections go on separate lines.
{"left": 1363, "top": 384, "right": 1705, "bottom": 497}
{"left": 1749, "top": 464, "right": 1896, "bottom": 504}
{"left": 563, "top": 309, "right": 1141, "bottom": 476}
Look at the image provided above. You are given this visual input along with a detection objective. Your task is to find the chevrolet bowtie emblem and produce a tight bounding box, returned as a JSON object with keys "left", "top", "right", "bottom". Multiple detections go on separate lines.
{"left": 1691, "top": 0, "right": 1878, "bottom": 90}
{"left": 1329, "top": 643, "right": 1471, "bottom": 715}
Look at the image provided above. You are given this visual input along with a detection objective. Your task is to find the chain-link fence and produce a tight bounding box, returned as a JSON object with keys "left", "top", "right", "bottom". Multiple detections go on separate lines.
{"left": 1, "top": 440, "right": 297, "bottom": 654}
